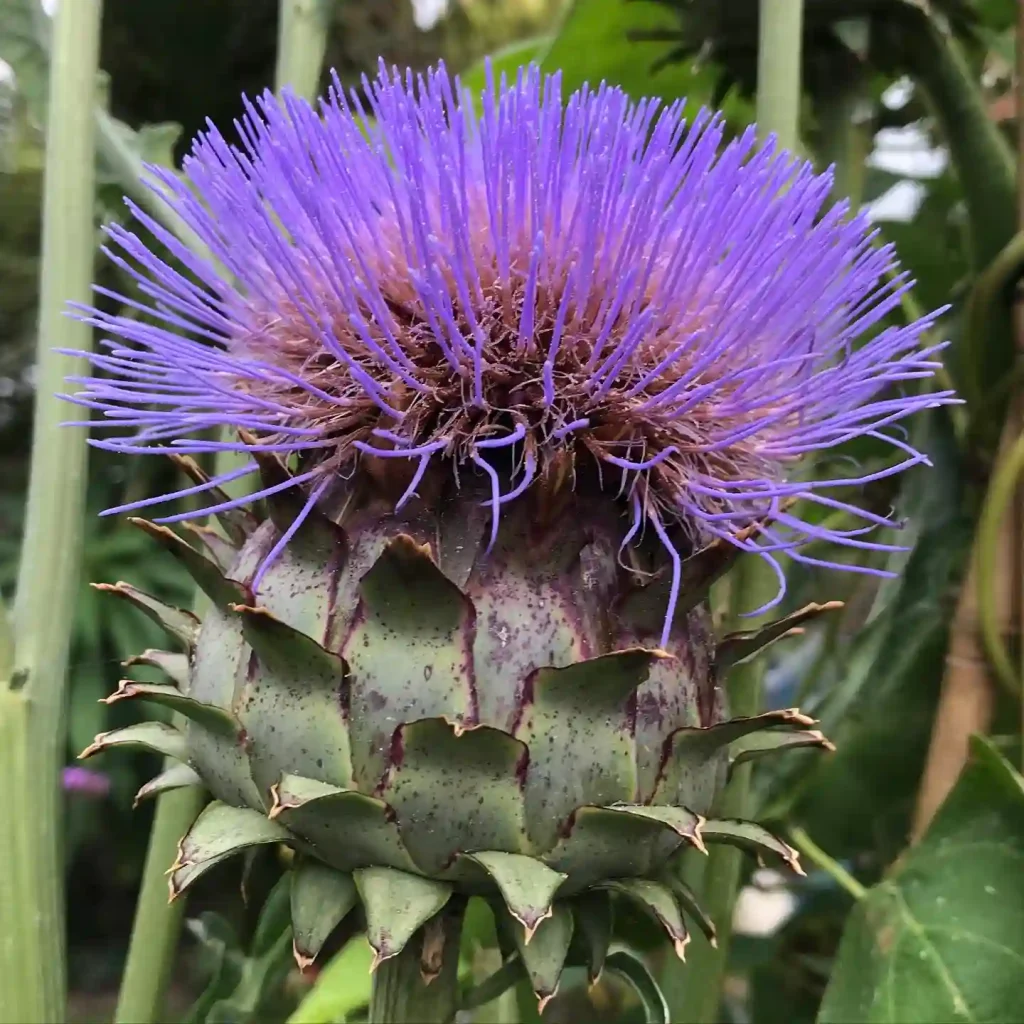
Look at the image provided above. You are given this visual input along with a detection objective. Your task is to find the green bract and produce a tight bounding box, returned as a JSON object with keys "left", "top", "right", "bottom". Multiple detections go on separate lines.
{"left": 83, "top": 459, "right": 834, "bottom": 1005}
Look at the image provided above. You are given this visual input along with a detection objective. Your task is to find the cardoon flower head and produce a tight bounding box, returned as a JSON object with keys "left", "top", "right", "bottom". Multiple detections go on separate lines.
{"left": 73, "top": 66, "right": 952, "bottom": 998}
{"left": 66, "top": 62, "right": 950, "bottom": 645}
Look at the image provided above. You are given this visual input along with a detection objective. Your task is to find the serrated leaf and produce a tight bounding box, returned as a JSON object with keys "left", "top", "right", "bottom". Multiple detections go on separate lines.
{"left": 716, "top": 602, "right": 843, "bottom": 669}
{"left": 514, "top": 649, "right": 660, "bottom": 850}
{"left": 654, "top": 709, "right": 820, "bottom": 814}
{"left": 168, "top": 455, "right": 258, "bottom": 546}
{"left": 286, "top": 935, "right": 374, "bottom": 1024}
{"left": 819, "top": 736, "right": 1024, "bottom": 1023}
{"left": 123, "top": 648, "right": 189, "bottom": 687}
{"left": 381, "top": 720, "right": 529, "bottom": 874}
{"left": 600, "top": 879, "right": 689, "bottom": 960}
{"left": 270, "top": 774, "right": 419, "bottom": 874}
{"left": 605, "top": 947, "right": 670, "bottom": 1024}
{"left": 571, "top": 889, "right": 613, "bottom": 983}
{"left": 291, "top": 860, "right": 358, "bottom": 968}
{"left": 104, "top": 680, "right": 240, "bottom": 737}
{"left": 658, "top": 868, "right": 717, "bottom": 947}
{"left": 232, "top": 604, "right": 352, "bottom": 795}
{"left": 129, "top": 518, "right": 249, "bottom": 609}
{"left": 342, "top": 535, "right": 476, "bottom": 790}
{"left": 513, "top": 901, "right": 573, "bottom": 1010}
{"left": 134, "top": 762, "right": 203, "bottom": 807}
{"left": 700, "top": 819, "right": 803, "bottom": 874}
{"left": 463, "top": 851, "right": 566, "bottom": 937}
{"left": 170, "top": 802, "right": 289, "bottom": 898}
{"left": 92, "top": 581, "right": 199, "bottom": 648}
{"left": 353, "top": 865, "right": 451, "bottom": 966}
{"left": 79, "top": 721, "right": 187, "bottom": 762}
{"left": 729, "top": 727, "right": 835, "bottom": 770}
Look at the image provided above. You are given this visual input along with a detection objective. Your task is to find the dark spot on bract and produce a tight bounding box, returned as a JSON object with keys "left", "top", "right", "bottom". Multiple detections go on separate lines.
{"left": 424, "top": 664, "right": 433, "bottom": 681}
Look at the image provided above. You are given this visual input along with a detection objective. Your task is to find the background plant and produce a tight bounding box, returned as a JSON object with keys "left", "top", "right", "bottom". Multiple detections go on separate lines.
{"left": 1, "top": 0, "right": 1023, "bottom": 1022}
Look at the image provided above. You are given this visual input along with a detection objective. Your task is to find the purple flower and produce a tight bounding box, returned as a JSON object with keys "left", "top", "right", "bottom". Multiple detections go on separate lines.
{"left": 64, "top": 63, "right": 954, "bottom": 644}
{"left": 62, "top": 766, "right": 111, "bottom": 799}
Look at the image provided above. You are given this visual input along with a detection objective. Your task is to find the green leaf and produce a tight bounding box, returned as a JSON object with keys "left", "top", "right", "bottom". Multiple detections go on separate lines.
{"left": 605, "top": 947, "right": 670, "bottom": 1024}
{"left": 381, "top": 720, "right": 529, "bottom": 874}
{"left": 460, "top": 37, "right": 553, "bottom": 100}
{"left": 600, "top": 879, "right": 689, "bottom": 960}
{"left": 233, "top": 603, "right": 353, "bottom": 796}
{"left": 133, "top": 762, "right": 203, "bottom": 807}
{"left": 353, "top": 865, "right": 452, "bottom": 965}
{"left": 654, "top": 709, "right": 820, "bottom": 815}
{"left": 291, "top": 860, "right": 358, "bottom": 968}
{"left": 513, "top": 901, "right": 574, "bottom": 1010}
{"left": 0, "top": 0, "right": 50, "bottom": 123}
{"left": 92, "top": 580, "right": 199, "bottom": 649}
{"left": 104, "top": 680, "right": 241, "bottom": 737}
{"left": 700, "top": 819, "right": 803, "bottom": 874}
{"left": 79, "top": 720, "right": 187, "bottom": 763}
{"left": 541, "top": 0, "right": 719, "bottom": 104}
{"left": 514, "top": 649, "right": 659, "bottom": 850}
{"left": 571, "top": 889, "right": 613, "bottom": 983}
{"left": 270, "top": 774, "right": 419, "bottom": 875}
{"left": 287, "top": 935, "right": 374, "bottom": 1024}
{"left": 716, "top": 601, "right": 843, "bottom": 669}
{"left": 819, "top": 737, "right": 1024, "bottom": 1023}
{"left": 170, "top": 802, "right": 289, "bottom": 898}
{"left": 342, "top": 535, "right": 476, "bottom": 790}
{"left": 123, "top": 648, "right": 189, "bottom": 687}
{"left": 128, "top": 518, "right": 248, "bottom": 609}
{"left": 463, "top": 851, "right": 566, "bottom": 936}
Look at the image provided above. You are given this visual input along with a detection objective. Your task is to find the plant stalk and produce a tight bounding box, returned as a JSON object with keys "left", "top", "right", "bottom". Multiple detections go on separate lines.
{"left": 0, "top": 2, "right": 103, "bottom": 1021}
{"left": 665, "top": 559, "right": 777, "bottom": 1022}
{"left": 275, "top": 0, "right": 332, "bottom": 101}
{"left": 369, "top": 909, "right": 465, "bottom": 1024}
{"left": 754, "top": 0, "right": 805, "bottom": 151}
{"left": 894, "top": 12, "right": 1016, "bottom": 447}
{"left": 664, "top": 4, "right": 805, "bottom": 1019}
{"left": 113, "top": 6, "right": 332, "bottom": 1019}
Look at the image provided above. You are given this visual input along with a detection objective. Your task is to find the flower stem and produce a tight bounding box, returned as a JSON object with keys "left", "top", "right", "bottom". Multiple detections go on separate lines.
{"left": 789, "top": 827, "right": 866, "bottom": 901}
{"left": 113, "top": 8, "right": 332, "bottom": 1019}
{"left": 369, "top": 908, "right": 465, "bottom": 1024}
{"left": 275, "top": 0, "right": 332, "bottom": 101}
{"left": 754, "top": 0, "right": 805, "bottom": 151}
{"left": 663, "top": 6, "right": 805, "bottom": 1020}
{"left": 0, "top": 1, "right": 102, "bottom": 1020}
{"left": 113, "top": 786, "right": 206, "bottom": 1022}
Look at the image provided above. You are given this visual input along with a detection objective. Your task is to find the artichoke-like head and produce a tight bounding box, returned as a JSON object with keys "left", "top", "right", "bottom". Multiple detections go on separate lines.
{"left": 71, "top": 62, "right": 948, "bottom": 1003}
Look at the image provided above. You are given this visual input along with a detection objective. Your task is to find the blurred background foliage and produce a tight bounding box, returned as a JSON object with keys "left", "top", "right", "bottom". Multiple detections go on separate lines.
{"left": 3, "top": 0, "right": 1024, "bottom": 1021}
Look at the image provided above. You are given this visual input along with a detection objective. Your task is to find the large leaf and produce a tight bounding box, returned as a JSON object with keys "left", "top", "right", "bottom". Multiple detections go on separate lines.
{"left": 287, "top": 936, "right": 374, "bottom": 1024}
{"left": 775, "top": 408, "right": 975, "bottom": 864}
{"left": 819, "top": 737, "right": 1024, "bottom": 1023}
{"left": 541, "top": 0, "right": 731, "bottom": 109}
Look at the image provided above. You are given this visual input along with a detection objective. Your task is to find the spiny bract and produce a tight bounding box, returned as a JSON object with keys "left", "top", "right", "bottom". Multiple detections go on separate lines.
{"left": 71, "top": 62, "right": 946, "bottom": 1003}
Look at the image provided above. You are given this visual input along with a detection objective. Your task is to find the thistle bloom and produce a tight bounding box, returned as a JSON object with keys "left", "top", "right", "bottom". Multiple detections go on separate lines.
{"left": 65, "top": 63, "right": 951, "bottom": 644}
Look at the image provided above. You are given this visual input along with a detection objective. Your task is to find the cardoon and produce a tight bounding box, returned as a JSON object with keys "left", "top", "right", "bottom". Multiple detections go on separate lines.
{"left": 70, "top": 63, "right": 949, "bottom": 1016}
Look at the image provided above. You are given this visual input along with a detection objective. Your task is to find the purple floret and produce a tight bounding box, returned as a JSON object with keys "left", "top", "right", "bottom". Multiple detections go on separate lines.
{"left": 63, "top": 61, "right": 955, "bottom": 645}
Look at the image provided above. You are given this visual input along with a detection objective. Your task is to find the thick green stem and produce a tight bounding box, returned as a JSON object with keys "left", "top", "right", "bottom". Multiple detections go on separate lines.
{"left": 663, "top": 5, "right": 805, "bottom": 1020}
{"left": 113, "top": 6, "right": 332, "bottom": 1018}
{"left": 754, "top": 0, "right": 804, "bottom": 150}
{"left": 815, "top": 79, "right": 869, "bottom": 206}
{"left": 275, "top": 0, "right": 331, "bottom": 101}
{"left": 113, "top": 787, "right": 206, "bottom": 1022}
{"left": 369, "top": 908, "right": 465, "bottom": 1024}
{"left": 664, "top": 559, "right": 777, "bottom": 1022}
{"left": 895, "top": 15, "right": 1016, "bottom": 445}
{"left": 0, "top": 2, "right": 102, "bottom": 1020}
